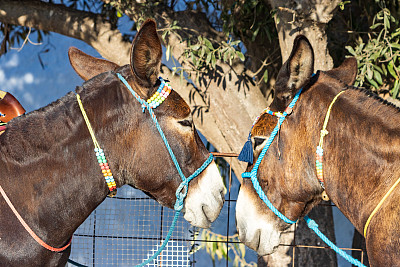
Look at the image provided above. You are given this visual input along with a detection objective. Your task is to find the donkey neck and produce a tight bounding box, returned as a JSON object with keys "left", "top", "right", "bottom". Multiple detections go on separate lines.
{"left": 301, "top": 73, "right": 400, "bottom": 232}
{"left": 0, "top": 70, "right": 137, "bottom": 249}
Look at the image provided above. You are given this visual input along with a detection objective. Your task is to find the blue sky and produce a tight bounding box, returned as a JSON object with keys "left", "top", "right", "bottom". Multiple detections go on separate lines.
{"left": 0, "top": 31, "right": 98, "bottom": 112}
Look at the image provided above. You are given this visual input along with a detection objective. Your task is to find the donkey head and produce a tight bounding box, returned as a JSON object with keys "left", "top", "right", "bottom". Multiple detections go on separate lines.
{"left": 68, "top": 19, "right": 224, "bottom": 228}
{"left": 235, "top": 35, "right": 358, "bottom": 255}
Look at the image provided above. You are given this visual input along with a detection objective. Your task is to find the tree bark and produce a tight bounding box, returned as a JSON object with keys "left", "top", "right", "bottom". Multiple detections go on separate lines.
{"left": 267, "top": 0, "right": 341, "bottom": 71}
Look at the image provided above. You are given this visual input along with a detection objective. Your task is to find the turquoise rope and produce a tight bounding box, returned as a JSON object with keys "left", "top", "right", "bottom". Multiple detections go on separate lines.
{"left": 241, "top": 88, "right": 303, "bottom": 224}
{"left": 116, "top": 73, "right": 213, "bottom": 266}
{"left": 304, "top": 216, "right": 366, "bottom": 267}
{"left": 241, "top": 82, "right": 366, "bottom": 266}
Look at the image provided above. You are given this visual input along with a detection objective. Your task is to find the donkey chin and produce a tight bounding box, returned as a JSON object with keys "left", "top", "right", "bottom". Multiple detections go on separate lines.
{"left": 183, "top": 162, "right": 225, "bottom": 228}
{"left": 235, "top": 186, "right": 281, "bottom": 256}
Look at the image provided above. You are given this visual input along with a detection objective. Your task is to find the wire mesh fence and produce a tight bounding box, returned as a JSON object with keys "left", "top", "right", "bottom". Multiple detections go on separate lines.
{"left": 67, "top": 153, "right": 367, "bottom": 267}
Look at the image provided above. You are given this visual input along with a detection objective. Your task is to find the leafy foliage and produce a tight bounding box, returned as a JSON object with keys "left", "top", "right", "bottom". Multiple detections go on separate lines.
{"left": 346, "top": 6, "right": 400, "bottom": 98}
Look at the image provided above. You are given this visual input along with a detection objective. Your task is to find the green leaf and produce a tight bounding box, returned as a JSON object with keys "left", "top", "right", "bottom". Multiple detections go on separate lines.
{"left": 191, "top": 52, "right": 198, "bottom": 68}
{"left": 373, "top": 65, "right": 383, "bottom": 74}
{"left": 391, "top": 29, "right": 400, "bottom": 38}
{"left": 391, "top": 43, "right": 400, "bottom": 50}
{"left": 263, "top": 69, "right": 269, "bottom": 83}
{"left": 391, "top": 79, "right": 400, "bottom": 98}
{"left": 370, "top": 22, "right": 383, "bottom": 30}
{"left": 162, "top": 30, "right": 168, "bottom": 40}
{"left": 211, "top": 53, "right": 216, "bottom": 68}
{"left": 367, "top": 65, "right": 373, "bottom": 80}
{"left": 200, "top": 46, "right": 206, "bottom": 59}
{"left": 206, "top": 52, "right": 212, "bottom": 66}
{"left": 373, "top": 70, "right": 383, "bottom": 85}
{"left": 381, "top": 63, "right": 388, "bottom": 76}
{"left": 384, "top": 13, "right": 390, "bottom": 30}
{"left": 236, "top": 51, "right": 245, "bottom": 61}
{"left": 221, "top": 243, "right": 228, "bottom": 259}
{"left": 388, "top": 61, "right": 398, "bottom": 79}
{"left": 346, "top": 46, "right": 356, "bottom": 56}
{"left": 204, "top": 38, "right": 214, "bottom": 50}
{"left": 371, "top": 52, "right": 380, "bottom": 61}
{"left": 252, "top": 27, "right": 260, "bottom": 41}
{"left": 223, "top": 50, "right": 229, "bottom": 63}
{"left": 367, "top": 77, "right": 379, "bottom": 89}
{"left": 191, "top": 44, "right": 201, "bottom": 51}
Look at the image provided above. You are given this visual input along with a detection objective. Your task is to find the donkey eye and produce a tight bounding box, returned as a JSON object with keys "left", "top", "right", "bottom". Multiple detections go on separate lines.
{"left": 253, "top": 137, "right": 266, "bottom": 149}
{"left": 178, "top": 119, "right": 192, "bottom": 127}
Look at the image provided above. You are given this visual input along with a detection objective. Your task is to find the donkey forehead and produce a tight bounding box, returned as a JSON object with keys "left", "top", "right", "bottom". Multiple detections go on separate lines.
{"left": 251, "top": 114, "right": 276, "bottom": 137}
{"left": 160, "top": 91, "right": 191, "bottom": 119}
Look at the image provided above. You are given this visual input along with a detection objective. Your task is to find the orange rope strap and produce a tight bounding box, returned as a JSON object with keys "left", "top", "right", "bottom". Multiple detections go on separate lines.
{"left": 0, "top": 184, "right": 72, "bottom": 252}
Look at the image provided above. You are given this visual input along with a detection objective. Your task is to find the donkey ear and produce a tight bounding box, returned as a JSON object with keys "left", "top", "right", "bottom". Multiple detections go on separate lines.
{"left": 273, "top": 35, "right": 314, "bottom": 110}
{"left": 325, "top": 57, "right": 357, "bottom": 85}
{"left": 68, "top": 47, "right": 120, "bottom": 81}
{"left": 130, "top": 19, "right": 162, "bottom": 88}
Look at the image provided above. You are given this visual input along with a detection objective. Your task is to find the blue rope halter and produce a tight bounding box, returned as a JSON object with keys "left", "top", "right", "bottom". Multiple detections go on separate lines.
{"left": 117, "top": 73, "right": 214, "bottom": 266}
{"left": 241, "top": 88, "right": 303, "bottom": 224}
{"left": 239, "top": 83, "right": 366, "bottom": 267}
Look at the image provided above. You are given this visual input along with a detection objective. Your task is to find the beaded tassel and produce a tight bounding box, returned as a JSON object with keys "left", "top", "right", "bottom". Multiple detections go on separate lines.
{"left": 146, "top": 78, "right": 172, "bottom": 109}
{"left": 95, "top": 148, "right": 117, "bottom": 196}
{"left": 316, "top": 146, "right": 324, "bottom": 188}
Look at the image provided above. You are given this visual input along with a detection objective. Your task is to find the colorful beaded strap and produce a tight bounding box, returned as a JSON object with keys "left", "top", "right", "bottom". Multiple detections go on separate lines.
{"left": 146, "top": 77, "right": 172, "bottom": 109}
{"left": 76, "top": 94, "right": 117, "bottom": 197}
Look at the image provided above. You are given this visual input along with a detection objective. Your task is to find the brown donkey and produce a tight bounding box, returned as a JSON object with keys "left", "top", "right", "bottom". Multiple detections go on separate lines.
{"left": 236, "top": 35, "right": 400, "bottom": 266}
{"left": 0, "top": 19, "right": 224, "bottom": 266}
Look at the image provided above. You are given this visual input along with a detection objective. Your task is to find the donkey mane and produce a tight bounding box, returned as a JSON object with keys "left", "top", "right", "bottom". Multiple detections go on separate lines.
{"left": 350, "top": 86, "right": 400, "bottom": 112}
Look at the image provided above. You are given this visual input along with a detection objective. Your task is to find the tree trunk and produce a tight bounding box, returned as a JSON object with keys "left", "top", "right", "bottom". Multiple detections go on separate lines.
{"left": 268, "top": 0, "right": 341, "bottom": 71}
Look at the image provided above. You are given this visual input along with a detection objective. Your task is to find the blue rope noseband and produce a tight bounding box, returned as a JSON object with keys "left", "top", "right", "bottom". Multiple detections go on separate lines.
{"left": 117, "top": 73, "right": 213, "bottom": 266}
{"left": 239, "top": 81, "right": 366, "bottom": 267}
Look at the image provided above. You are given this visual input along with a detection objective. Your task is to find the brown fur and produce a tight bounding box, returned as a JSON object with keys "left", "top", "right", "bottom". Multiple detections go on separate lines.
{"left": 242, "top": 35, "right": 399, "bottom": 266}
{"left": 0, "top": 19, "right": 212, "bottom": 266}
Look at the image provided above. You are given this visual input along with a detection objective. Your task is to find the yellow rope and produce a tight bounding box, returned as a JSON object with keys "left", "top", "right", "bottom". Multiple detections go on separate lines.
{"left": 76, "top": 94, "right": 100, "bottom": 150}
{"left": 364, "top": 176, "right": 400, "bottom": 237}
{"left": 318, "top": 90, "right": 347, "bottom": 148}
